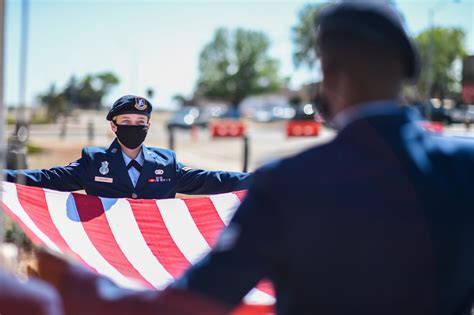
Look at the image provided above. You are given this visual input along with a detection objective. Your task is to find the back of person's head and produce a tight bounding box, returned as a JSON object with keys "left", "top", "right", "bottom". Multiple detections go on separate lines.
{"left": 315, "top": 1, "right": 419, "bottom": 104}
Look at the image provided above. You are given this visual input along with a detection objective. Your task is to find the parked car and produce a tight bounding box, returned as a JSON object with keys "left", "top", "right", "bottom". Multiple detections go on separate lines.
{"left": 166, "top": 106, "right": 209, "bottom": 130}
{"left": 446, "top": 105, "right": 474, "bottom": 123}
{"left": 448, "top": 108, "right": 467, "bottom": 123}
{"left": 292, "top": 104, "right": 319, "bottom": 121}
{"left": 251, "top": 104, "right": 295, "bottom": 122}
{"left": 413, "top": 100, "right": 452, "bottom": 124}
{"left": 203, "top": 105, "right": 230, "bottom": 118}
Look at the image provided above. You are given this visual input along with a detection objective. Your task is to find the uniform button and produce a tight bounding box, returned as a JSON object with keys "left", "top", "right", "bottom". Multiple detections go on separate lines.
{"left": 111, "top": 148, "right": 117, "bottom": 153}
{"left": 131, "top": 193, "right": 138, "bottom": 199}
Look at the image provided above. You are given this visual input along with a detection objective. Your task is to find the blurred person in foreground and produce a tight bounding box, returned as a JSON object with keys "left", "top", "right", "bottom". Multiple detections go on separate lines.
{"left": 0, "top": 270, "right": 62, "bottom": 315}
{"left": 35, "top": 1, "right": 474, "bottom": 315}
{"left": 4, "top": 95, "right": 250, "bottom": 199}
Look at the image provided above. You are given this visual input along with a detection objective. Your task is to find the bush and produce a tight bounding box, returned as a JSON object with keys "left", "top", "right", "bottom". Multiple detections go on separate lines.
{"left": 6, "top": 117, "right": 16, "bottom": 125}
{"left": 4, "top": 221, "right": 33, "bottom": 252}
{"left": 26, "top": 142, "right": 43, "bottom": 155}
{"left": 30, "top": 115, "right": 52, "bottom": 125}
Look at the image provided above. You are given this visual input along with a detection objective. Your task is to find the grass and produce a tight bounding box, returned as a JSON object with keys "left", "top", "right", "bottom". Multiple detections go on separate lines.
{"left": 26, "top": 142, "right": 44, "bottom": 155}
{"left": 6, "top": 115, "right": 52, "bottom": 125}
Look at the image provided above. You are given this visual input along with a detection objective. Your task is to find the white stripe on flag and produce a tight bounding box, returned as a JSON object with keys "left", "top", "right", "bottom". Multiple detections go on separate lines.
{"left": 102, "top": 198, "right": 174, "bottom": 289}
{"left": 156, "top": 198, "right": 211, "bottom": 263}
{"left": 1, "top": 183, "right": 61, "bottom": 253}
{"left": 209, "top": 193, "right": 241, "bottom": 225}
{"left": 43, "top": 190, "right": 141, "bottom": 289}
{"left": 243, "top": 288, "right": 276, "bottom": 305}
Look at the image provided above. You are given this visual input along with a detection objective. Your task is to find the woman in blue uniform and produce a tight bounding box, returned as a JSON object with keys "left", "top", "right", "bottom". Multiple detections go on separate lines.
{"left": 4, "top": 95, "right": 251, "bottom": 199}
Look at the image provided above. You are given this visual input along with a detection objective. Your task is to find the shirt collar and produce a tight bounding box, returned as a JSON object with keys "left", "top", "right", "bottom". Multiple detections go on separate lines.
{"left": 330, "top": 99, "right": 401, "bottom": 130}
{"left": 121, "top": 147, "right": 144, "bottom": 166}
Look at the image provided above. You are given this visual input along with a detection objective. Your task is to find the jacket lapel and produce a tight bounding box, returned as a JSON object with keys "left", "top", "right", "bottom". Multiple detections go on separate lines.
{"left": 106, "top": 139, "right": 134, "bottom": 190}
{"left": 134, "top": 145, "right": 156, "bottom": 193}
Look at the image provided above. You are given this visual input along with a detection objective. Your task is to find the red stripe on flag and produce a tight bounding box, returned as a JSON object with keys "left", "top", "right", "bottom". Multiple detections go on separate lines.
{"left": 1, "top": 201, "right": 43, "bottom": 245}
{"left": 72, "top": 194, "right": 153, "bottom": 288}
{"left": 255, "top": 280, "right": 274, "bottom": 296}
{"left": 234, "top": 191, "right": 247, "bottom": 203}
{"left": 184, "top": 197, "right": 225, "bottom": 247}
{"left": 184, "top": 195, "right": 275, "bottom": 298}
{"left": 15, "top": 185, "right": 95, "bottom": 271}
{"left": 129, "top": 199, "right": 190, "bottom": 278}
{"left": 232, "top": 304, "right": 274, "bottom": 315}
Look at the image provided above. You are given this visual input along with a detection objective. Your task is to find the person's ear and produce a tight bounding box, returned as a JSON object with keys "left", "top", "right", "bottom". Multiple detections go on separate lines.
{"left": 321, "top": 55, "right": 336, "bottom": 86}
{"left": 110, "top": 121, "right": 117, "bottom": 133}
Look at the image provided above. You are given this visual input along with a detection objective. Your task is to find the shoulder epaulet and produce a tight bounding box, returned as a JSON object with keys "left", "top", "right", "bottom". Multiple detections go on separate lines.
{"left": 146, "top": 147, "right": 175, "bottom": 158}
{"left": 82, "top": 146, "right": 107, "bottom": 157}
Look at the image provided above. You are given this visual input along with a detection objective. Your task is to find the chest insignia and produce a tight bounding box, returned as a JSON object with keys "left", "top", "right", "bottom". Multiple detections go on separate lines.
{"left": 99, "top": 161, "right": 109, "bottom": 175}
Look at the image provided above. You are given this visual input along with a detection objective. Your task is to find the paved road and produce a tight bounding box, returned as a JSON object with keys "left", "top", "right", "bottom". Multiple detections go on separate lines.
{"left": 7, "top": 111, "right": 474, "bottom": 172}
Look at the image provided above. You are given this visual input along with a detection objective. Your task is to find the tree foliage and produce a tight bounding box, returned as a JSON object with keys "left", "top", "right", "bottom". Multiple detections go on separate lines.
{"left": 291, "top": 3, "right": 326, "bottom": 69}
{"left": 196, "top": 28, "right": 283, "bottom": 107}
{"left": 415, "top": 27, "right": 467, "bottom": 98}
{"left": 172, "top": 94, "right": 193, "bottom": 108}
{"left": 39, "top": 72, "right": 120, "bottom": 121}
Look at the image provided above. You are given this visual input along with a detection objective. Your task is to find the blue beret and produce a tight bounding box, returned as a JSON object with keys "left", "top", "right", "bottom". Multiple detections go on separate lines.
{"left": 317, "top": 1, "right": 419, "bottom": 80}
{"left": 106, "top": 95, "right": 153, "bottom": 121}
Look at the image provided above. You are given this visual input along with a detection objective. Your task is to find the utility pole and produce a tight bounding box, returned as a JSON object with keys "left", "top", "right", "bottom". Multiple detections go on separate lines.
{"left": 7, "top": 0, "right": 29, "bottom": 177}
{"left": 0, "top": 0, "right": 5, "bottom": 244}
{"left": 18, "top": 0, "right": 29, "bottom": 123}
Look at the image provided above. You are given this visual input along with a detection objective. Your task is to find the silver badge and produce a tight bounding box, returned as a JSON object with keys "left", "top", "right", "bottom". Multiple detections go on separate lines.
{"left": 99, "top": 161, "right": 109, "bottom": 175}
{"left": 155, "top": 169, "right": 164, "bottom": 175}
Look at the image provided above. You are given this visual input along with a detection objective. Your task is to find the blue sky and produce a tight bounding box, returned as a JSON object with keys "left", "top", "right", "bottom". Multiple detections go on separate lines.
{"left": 5, "top": 0, "right": 474, "bottom": 109}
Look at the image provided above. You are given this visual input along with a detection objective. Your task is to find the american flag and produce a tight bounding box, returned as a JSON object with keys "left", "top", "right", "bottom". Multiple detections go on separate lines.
{"left": 1, "top": 182, "right": 274, "bottom": 314}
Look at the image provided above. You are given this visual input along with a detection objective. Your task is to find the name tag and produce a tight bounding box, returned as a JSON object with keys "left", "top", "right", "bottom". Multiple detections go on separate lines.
{"left": 94, "top": 176, "right": 113, "bottom": 183}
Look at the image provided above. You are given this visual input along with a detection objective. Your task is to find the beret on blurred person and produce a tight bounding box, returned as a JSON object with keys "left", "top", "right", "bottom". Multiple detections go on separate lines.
{"left": 106, "top": 95, "right": 153, "bottom": 121}
{"left": 316, "top": 0, "right": 419, "bottom": 80}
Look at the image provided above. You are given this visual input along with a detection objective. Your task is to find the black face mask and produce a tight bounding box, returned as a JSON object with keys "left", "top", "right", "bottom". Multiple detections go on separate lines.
{"left": 113, "top": 122, "right": 149, "bottom": 149}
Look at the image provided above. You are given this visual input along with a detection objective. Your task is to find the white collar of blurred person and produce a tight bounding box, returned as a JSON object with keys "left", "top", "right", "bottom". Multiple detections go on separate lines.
{"left": 330, "top": 100, "right": 400, "bottom": 131}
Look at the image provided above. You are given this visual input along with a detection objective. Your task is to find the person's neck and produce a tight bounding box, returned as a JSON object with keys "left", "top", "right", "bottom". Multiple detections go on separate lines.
{"left": 332, "top": 85, "right": 400, "bottom": 118}
{"left": 120, "top": 144, "right": 142, "bottom": 160}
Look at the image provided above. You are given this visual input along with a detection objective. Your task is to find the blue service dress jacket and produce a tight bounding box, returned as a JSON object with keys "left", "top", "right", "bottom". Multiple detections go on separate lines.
{"left": 173, "top": 106, "right": 474, "bottom": 315}
{"left": 4, "top": 139, "right": 251, "bottom": 199}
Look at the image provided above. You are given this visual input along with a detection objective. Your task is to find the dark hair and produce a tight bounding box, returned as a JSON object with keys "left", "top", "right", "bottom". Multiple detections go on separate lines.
{"left": 317, "top": 29, "right": 405, "bottom": 81}
{"left": 315, "top": 2, "right": 419, "bottom": 80}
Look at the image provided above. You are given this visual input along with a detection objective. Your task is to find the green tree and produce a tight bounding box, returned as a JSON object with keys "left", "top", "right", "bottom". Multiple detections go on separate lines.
{"left": 415, "top": 27, "right": 467, "bottom": 99}
{"left": 39, "top": 72, "right": 120, "bottom": 121}
{"left": 39, "top": 84, "right": 67, "bottom": 121}
{"left": 196, "top": 28, "right": 283, "bottom": 107}
{"left": 291, "top": 3, "right": 326, "bottom": 69}
{"left": 172, "top": 94, "right": 192, "bottom": 108}
{"left": 74, "top": 72, "right": 120, "bottom": 110}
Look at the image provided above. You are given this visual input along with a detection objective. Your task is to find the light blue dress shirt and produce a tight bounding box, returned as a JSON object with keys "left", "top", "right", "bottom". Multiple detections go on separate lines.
{"left": 122, "top": 149, "right": 144, "bottom": 187}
